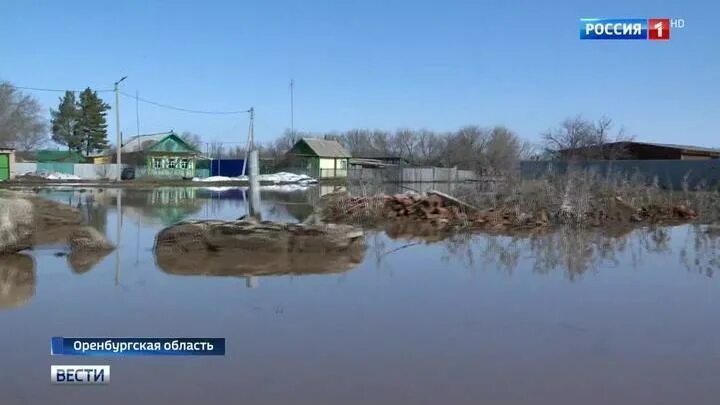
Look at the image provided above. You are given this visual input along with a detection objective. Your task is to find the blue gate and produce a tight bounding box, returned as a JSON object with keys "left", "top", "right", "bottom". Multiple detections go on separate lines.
{"left": 210, "top": 159, "right": 246, "bottom": 177}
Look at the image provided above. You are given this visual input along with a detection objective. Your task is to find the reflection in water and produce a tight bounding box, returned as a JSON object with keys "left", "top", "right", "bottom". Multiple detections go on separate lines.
{"left": 3, "top": 187, "right": 720, "bottom": 404}
{"left": 680, "top": 225, "right": 720, "bottom": 278}
{"left": 12, "top": 187, "right": 720, "bottom": 284}
{"left": 0, "top": 254, "right": 35, "bottom": 310}
{"left": 383, "top": 224, "right": 720, "bottom": 281}
{"left": 68, "top": 249, "right": 114, "bottom": 274}
{"left": 155, "top": 248, "right": 365, "bottom": 278}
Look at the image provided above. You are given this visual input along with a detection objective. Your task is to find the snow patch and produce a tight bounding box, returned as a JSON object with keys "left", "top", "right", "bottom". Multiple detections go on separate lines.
{"left": 192, "top": 172, "right": 318, "bottom": 185}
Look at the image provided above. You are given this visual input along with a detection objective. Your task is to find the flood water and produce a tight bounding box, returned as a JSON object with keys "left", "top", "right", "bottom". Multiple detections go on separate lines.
{"left": 2, "top": 186, "right": 720, "bottom": 405}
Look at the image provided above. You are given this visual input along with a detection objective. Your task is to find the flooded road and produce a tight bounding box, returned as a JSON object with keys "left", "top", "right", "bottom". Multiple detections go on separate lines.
{"left": 1, "top": 186, "right": 719, "bottom": 404}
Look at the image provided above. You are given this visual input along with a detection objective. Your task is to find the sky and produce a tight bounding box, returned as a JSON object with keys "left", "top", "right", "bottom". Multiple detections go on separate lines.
{"left": 1, "top": 0, "right": 718, "bottom": 148}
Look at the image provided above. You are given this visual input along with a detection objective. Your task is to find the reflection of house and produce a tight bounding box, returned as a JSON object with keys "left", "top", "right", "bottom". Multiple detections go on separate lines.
{"left": 285, "top": 138, "right": 351, "bottom": 178}
{"left": 560, "top": 142, "right": 720, "bottom": 160}
{"left": 0, "top": 147, "right": 15, "bottom": 180}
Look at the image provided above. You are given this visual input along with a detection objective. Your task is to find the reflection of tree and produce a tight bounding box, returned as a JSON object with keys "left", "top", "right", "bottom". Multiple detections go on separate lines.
{"left": 0, "top": 254, "right": 35, "bottom": 310}
{"left": 419, "top": 225, "right": 693, "bottom": 280}
{"left": 680, "top": 225, "right": 720, "bottom": 278}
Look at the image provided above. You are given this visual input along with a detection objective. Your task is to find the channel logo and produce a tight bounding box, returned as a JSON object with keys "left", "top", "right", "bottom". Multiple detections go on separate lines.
{"left": 51, "top": 365, "right": 110, "bottom": 385}
{"left": 580, "top": 18, "right": 683, "bottom": 40}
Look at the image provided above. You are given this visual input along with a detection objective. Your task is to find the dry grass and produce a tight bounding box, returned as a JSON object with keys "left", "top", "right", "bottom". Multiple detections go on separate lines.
{"left": 456, "top": 170, "right": 720, "bottom": 225}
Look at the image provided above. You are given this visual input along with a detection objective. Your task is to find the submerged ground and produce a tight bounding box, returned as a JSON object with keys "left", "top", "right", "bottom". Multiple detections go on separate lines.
{"left": 1, "top": 185, "right": 719, "bottom": 405}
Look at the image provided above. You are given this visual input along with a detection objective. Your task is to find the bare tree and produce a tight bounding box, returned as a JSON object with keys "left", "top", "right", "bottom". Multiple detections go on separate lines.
{"left": 543, "top": 115, "right": 633, "bottom": 161}
{"left": 0, "top": 82, "right": 47, "bottom": 150}
{"left": 179, "top": 131, "right": 203, "bottom": 152}
{"left": 392, "top": 128, "right": 417, "bottom": 162}
{"left": 484, "top": 126, "right": 523, "bottom": 174}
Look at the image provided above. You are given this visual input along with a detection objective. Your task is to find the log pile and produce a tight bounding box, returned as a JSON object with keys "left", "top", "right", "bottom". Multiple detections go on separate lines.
{"left": 325, "top": 191, "right": 702, "bottom": 232}
{"left": 383, "top": 193, "right": 467, "bottom": 223}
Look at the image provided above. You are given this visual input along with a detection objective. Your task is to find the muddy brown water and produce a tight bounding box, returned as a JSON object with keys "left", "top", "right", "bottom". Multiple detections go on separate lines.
{"left": 1, "top": 186, "right": 720, "bottom": 405}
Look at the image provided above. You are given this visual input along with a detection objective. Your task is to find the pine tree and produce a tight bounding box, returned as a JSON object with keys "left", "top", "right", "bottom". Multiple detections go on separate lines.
{"left": 50, "top": 91, "right": 81, "bottom": 152}
{"left": 77, "top": 88, "right": 111, "bottom": 156}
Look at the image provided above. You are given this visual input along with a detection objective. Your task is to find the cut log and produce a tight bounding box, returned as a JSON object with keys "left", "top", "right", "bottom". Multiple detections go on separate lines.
{"left": 427, "top": 190, "right": 480, "bottom": 213}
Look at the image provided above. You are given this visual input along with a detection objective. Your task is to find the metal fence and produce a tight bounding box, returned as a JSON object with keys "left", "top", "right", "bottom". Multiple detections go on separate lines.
{"left": 14, "top": 163, "right": 127, "bottom": 179}
{"left": 520, "top": 159, "right": 720, "bottom": 190}
{"left": 348, "top": 166, "right": 478, "bottom": 183}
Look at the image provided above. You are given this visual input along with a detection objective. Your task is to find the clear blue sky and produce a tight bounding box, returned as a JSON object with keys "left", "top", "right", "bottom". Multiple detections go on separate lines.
{"left": 1, "top": 0, "right": 717, "bottom": 148}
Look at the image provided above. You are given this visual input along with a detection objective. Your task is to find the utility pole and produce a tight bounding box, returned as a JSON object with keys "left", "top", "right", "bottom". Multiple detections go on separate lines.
{"left": 290, "top": 79, "right": 294, "bottom": 137}
{"left": 135, "top": 90, "right": 140, "bottom": 137}
{"left": 114, "top": 76, "right": 128, "bottom": 181}
{"left": 241, "top": 107, "right": 255, "bottom": 176}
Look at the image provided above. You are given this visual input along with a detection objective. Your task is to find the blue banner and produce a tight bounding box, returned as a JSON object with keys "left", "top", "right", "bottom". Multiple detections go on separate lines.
{"left": 51, "top": 337, "right": 225, "bottom": 356}
{"left": 580, "top": 18, "right": 648, "bottom": 40}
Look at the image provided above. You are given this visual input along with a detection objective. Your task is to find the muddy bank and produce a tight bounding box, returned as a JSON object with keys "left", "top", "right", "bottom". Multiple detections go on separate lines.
{"left": 0, "top": 191, "right": 112, "bottom": 255}
{"left": 323, "top": 190, "right": 703, "bottom": 237}
{"left": 154, "top": 219, "right": 366, "bottom": 276}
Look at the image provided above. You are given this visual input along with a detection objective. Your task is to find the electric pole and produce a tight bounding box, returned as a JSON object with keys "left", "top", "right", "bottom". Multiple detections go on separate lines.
{"left": 290, "top": 79, "right": 294, "bottom": 137}
{"left": 241, "top": 107, "right": 255, "bottom": 176}
{"left": 114, "top": 76, "right": 127, "bottom": 181}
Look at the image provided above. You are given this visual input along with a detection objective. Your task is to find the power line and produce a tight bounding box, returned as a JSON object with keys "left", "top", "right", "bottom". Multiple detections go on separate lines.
{"left": 120, "top": 91, "right": 251, "bottom": 115}
{"left": 6, "top": 84, "right": 114, "bottom": 93}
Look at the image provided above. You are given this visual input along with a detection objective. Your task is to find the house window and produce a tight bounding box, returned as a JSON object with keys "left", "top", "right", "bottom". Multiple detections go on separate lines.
{"left": 153, "top": 158, "right": 163, "bottom": 169}
{"left": 167, "top": 158, "right": 177, "bottom": 169}
{"left": 338, "top": 159, "right": 348, "bottom": 169}
{"left": 179, "top": 159, "right": 189, "bottom": 169}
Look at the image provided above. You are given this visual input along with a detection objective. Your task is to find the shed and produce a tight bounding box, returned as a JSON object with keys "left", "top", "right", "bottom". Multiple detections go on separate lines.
{"left": 286, "top": 138, "right": 351, "bottom": 178}
{"left": 560, "top": 141, "right": 720, "bottom": 161}
{"left": 0, "top": 148, "right": 16, "bottom": 180}
{"left": 144, "top": 132, "right": 201, "bottom": 178}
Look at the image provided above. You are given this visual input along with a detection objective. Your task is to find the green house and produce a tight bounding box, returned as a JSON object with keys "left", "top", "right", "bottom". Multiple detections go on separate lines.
{"left": 145, "top": 133, "right": 201, "bottom": 178}
{"left": 285, "top": 138, "right": 351, "bottom": 178}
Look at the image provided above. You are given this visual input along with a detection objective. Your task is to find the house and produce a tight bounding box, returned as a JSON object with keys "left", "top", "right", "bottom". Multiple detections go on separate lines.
{"left": 285, "top": 138, "right": 351, "bottom": 178}
{"left": 0, "top": 148, "right": 16, "bottom": 180}
{"left": 143, "top": 132, "right": 201, "bottom": 178}
{"left": 560, "top": 141, "right": 720, "bottom": 161}
{"left": 89, "top": 154, "right": 113, "bottom": 164}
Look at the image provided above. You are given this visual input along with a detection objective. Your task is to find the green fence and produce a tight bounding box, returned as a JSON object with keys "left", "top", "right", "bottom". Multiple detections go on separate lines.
{"left": 37, "top": 162, "right": 75, "bottom": 174}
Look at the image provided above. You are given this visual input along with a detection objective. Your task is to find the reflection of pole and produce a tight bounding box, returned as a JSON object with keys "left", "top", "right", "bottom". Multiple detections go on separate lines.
{"left": 248, "top": 150, "right": 261, "bottom": 219}
{"left": 115, "top": 189, "right": 122, "bottom": 286}
{"left": 245, "top": 276, "right": 258, "bottom": 289}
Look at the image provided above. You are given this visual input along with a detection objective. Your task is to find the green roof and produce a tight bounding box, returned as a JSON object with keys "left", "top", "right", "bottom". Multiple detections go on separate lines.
{"left": 37, "top": 150, "right": 85, "bottom": 163}
{"left": 146, "top": 133, "right": 199, "bottom": 154}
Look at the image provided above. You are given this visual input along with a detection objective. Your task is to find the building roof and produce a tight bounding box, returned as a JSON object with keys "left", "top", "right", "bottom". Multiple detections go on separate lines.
{"left": 625, "top": 141, "right": 720, "bottom": 154}
{"left": 121, "top": 132, "right": 171, "bottom": 153}
{"left": 291, "top": 138, "right": 351, "bottom": 158}
{"left": 562, "top": 141, "right": 720, "bottom": 155}
{"left": 146, "top": 133, "right": 200, "bottom": 154}
{"left": 37, "top": 150, "right": 85, "bottom": 162}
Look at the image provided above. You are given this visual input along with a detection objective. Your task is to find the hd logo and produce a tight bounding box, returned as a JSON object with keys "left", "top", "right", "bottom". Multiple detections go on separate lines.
{"left": 580, "top": 18, "right": 683, "bottom": 40}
